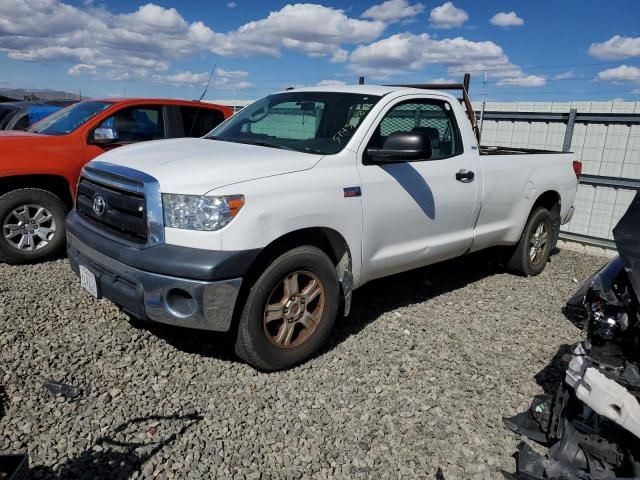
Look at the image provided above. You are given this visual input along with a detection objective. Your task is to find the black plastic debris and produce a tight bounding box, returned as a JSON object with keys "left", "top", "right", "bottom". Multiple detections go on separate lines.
{"left": 503, "top": 394, "right": 554, "bottom": 444}
{"left": 0, "top": 454, "right": 29, "bottom": 480}
{"left": 513, "top": 443, "right": 547, "bottom": 480}
{"left": 612, "top": 191, "right": 640, "bottom": 299}
{"left": 43, "top": 379, "right": 81, "bottom": 400}
{"left": 506, "top": 192, "right": 640, "bottom": 480}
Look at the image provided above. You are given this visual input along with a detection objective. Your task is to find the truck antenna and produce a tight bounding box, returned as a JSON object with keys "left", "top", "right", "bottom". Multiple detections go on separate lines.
{"left": 198, "top": 64, "right": 217, "bottom": 102}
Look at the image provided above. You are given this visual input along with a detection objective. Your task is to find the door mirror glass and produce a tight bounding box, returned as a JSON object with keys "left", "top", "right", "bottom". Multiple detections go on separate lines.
{"left": 367, "top": 131, "right": 432, "bottom": 163}
{"left": 91, "top": 127, "right": 119, "bottom": 145}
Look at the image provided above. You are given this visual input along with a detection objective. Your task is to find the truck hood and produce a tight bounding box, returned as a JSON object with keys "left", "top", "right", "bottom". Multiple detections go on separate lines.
{"left": 0, "top": 131, "right": 70, "bottom": 174}
{"left": 91, "top": 138, "right": 323, "bottom": 194}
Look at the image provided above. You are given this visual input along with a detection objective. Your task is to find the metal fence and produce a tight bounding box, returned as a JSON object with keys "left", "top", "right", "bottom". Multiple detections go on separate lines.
{"left": 473, "top": 101, "right": 640, "bottom": 250}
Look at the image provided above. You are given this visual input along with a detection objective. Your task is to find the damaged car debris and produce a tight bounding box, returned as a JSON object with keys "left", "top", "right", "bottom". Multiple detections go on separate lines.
{"left": 504, "top": 191, "right": 640, "bottom": 480}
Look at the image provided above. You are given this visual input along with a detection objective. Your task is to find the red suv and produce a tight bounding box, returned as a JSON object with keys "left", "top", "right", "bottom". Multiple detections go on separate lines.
{"left": 0, "top": 98, "right": 232, "bottom": 264}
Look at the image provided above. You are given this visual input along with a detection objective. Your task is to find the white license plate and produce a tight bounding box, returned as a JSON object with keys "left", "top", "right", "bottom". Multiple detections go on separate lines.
{"left": 79, "top": 265, "right": 98, "bottom": 298}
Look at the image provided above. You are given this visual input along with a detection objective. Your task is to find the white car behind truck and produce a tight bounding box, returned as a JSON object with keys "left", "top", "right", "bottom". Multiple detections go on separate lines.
{"left": 66, "top": 80, "right": 581, "bottom": 370}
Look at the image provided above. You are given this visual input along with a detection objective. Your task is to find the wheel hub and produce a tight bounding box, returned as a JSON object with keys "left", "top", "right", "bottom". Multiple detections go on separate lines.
{"left": 263, "top": 271, "right": 325, "bottom": 348}
{"left": 2, "top": 204, "right": 56, "bottom": 251}
{"left": 529, "top": 221, "right": 549, "bottom": 264}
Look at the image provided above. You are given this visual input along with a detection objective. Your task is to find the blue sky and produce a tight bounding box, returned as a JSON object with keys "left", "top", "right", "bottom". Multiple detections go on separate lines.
{"left": 1, "top": 0, "right": 639, "bottom": 101}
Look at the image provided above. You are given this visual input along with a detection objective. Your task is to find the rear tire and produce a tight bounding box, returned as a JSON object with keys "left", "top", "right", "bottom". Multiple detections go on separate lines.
{"left": 0, "top": 188, "right": 68, "bottom": 265}
{"left": 235, "top": 246, "right": 339, "bottom": 371}
{"left": 507, "top": 207, "right": 555, "bottom": 276}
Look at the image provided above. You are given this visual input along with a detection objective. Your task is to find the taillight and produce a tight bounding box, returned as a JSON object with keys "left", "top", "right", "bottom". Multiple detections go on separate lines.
{"left": 573, "top": 160, "right": 582, "bottom": 180}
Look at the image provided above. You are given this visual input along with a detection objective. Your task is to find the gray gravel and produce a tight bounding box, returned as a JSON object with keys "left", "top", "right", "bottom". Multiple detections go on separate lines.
{"left": 0, "top": 249, "right": 606, "bottom": 479}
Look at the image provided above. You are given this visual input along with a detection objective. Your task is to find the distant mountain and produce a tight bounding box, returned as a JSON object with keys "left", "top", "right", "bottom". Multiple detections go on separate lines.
{"left": 0, "top": 88, "right": 84, "bottom": 101}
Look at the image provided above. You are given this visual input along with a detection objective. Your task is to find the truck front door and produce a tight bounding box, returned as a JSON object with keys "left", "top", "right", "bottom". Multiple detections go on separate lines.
{"left": 356, "top": 96, "right": 480, "bottom": 283}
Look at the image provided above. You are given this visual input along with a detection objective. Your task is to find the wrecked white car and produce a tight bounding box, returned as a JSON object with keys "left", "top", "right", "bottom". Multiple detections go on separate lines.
{"left": 504, "top": 191, "right": 640, "bottom": 480}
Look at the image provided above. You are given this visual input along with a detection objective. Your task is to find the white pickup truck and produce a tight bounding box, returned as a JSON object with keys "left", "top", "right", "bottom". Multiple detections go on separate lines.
{"left": 66, "top": 82, "right": 580, "bottom": 370}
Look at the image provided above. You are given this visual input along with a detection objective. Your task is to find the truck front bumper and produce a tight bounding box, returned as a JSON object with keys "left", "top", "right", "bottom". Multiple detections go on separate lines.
{"left": 66, "top": 213, "right": 252, "bottom": 331}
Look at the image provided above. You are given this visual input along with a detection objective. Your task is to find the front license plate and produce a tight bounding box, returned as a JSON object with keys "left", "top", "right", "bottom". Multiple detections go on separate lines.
{"left": 79, "top": 265, "right": 98, "bottom": 298}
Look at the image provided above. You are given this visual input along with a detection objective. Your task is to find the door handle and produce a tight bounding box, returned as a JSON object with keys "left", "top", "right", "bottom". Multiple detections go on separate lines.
{"left": 456, "top": 169, "right": 475, "bottom": 183}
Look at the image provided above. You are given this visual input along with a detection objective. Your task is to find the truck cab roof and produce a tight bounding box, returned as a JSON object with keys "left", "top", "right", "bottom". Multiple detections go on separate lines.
{"left": 281, "top": 84, "right": 460, "bottom": 103}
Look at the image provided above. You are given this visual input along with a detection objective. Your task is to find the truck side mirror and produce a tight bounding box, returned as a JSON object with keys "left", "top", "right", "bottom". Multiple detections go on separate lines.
{"left": 90, "top": 127, "right": 119, "bottom": 145}
{"left": 366, "top": 132, "right": 432, "bottom": 164}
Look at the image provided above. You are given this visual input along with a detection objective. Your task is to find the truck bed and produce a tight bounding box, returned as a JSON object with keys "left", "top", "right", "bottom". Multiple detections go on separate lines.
{"left": 480, "top": 145, "right": 564, "bottom": 155}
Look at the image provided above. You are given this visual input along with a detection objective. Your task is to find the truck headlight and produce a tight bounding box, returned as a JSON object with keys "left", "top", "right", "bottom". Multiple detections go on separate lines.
{"left": 162, "top": 194, "right": 245, "bottom": 231}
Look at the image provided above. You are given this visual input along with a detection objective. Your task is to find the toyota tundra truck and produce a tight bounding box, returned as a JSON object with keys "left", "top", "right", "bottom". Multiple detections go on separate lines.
{"left": 66, "top": 81, "right": 580, "bottom": 371}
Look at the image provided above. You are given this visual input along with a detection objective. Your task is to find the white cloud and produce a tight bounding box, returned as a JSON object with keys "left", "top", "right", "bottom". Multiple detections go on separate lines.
{"left": 489, "top": 11, "right": 523, "bottom": 28}
{"left": 361, "top": 0, "right": 424, "bottom": 23}
{"left": 347, "top": 32, "right": 544, "bottom": 87}
{"left": 497, "top": 75, "right": 545, "bottom": 87}
{"left": 68, "top": 63, "right": 97, "bottom": 76}
{"left": 430, "top": 2, "right": 468, "bottom": 29}
{"left": 553, "top": 70, "right": 574, "bottom": 80}
{"left": 215, "top": 67, "right": 249, "bottom": 79}
{"left": 155, "top": 71, "right": 210, "bottom": 84}
{"left": 316, "top": 79, "right": 347, "bottom": 86}
{"left": 154, "top": 70, "right": 253, "bottom": 89}
{"left": 227, "top": 2, "right": 237, "bottom": 8}
{"left": 589, "top": 36, "right": 640, "bottom": 60}
{"left": 213, "top": 3, "right": 386, "bottom": 58}
{"left": 0, "top": 1, "right": 386, "bottom": 83}
{"left": 429, "top": 77, "right": 455, "bottom": 84}
{"left": 330, "top": 48, "right": 349, "bottom": 63}
{"left": 595, "top": 65, "right": 640, "bottom": 83}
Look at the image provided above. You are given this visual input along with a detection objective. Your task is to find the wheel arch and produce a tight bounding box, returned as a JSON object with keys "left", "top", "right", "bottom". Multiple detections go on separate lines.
{"left": 0, "top": 174, "right": 73, "bottom": 210}
{"left": 242, "top": 227, "right": 354, "bottom": 317}
{"left": 532, "top": 190, "right": 561, "bottom": 213}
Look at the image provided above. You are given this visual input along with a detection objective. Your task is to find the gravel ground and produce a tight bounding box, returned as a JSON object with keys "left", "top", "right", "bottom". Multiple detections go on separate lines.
{"left": 0, "top": 249, "right": 606, "bottom": 479}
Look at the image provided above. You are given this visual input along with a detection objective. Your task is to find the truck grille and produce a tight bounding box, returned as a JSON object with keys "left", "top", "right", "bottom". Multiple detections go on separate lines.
{"left": 77, "top": 177, "right": 148, "bottom": 244}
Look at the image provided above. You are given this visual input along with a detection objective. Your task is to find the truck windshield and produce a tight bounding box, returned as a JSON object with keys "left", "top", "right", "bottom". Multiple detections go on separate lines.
{"left": 29, "top": 101, "right": 113, "bottom": 136}
{"left": 206, "top": 92, "right": 381, "bottom": 155}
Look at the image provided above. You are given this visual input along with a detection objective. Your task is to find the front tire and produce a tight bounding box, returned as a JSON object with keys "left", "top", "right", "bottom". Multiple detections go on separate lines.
{"left": 235, "top": 246, "right": 339, "bottom": 371}
{"left": 507, "top": 207, "right": 555, "bottom": 276}
{"left": 0, "top": 188, "right": 68, "bottom": 265}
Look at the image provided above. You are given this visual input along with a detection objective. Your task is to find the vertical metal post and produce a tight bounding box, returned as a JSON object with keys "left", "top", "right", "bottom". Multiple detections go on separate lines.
{"left": 463, "top": 73, "right": 470, "bottom": 94}
{"left": 563, "top": 108, "right": 577, "bottom": 152}
{"left": 233, "top": 82, "right": 237, "bottom": 113}
{"left": 478, "top": 68, "right": 488, "bottom": 143}
{"left": 358, "top": 76, "right": 365, "bottom": 85}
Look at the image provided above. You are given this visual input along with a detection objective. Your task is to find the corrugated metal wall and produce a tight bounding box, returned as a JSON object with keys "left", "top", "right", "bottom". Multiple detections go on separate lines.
{"left": 473, "top": 101, "right": 640, "bottom": 247}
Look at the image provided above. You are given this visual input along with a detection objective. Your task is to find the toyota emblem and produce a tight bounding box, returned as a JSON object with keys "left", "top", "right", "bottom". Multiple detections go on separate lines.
{"left": 93, "top": 195, "right": 106, "bottom": 216}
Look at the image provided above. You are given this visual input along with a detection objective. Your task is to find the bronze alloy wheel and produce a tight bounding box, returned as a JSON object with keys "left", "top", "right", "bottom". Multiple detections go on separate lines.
{"left": 263, "top": 270, "right": 325, "bottom": 349}
{"left": 529, "top": 221, "right": 549, "bottom": 266}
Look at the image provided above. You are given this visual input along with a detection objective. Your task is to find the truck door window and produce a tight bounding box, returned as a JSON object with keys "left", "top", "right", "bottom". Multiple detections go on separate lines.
{"left": 98, "top": 106, "right": 164, "bottom": 143}
{"left": 179, "top": 106, "right": 225, "bottom": 137}
{"left": 371, "top": 100, "right": 462, "bottom": 160}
